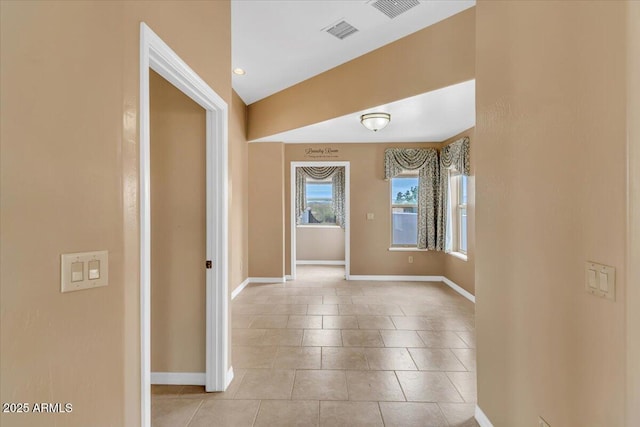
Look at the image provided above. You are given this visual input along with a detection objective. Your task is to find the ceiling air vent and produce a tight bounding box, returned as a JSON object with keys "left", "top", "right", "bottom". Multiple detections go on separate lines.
{"left": 325, "top": 20, "right": 359, "bottom": 40}
{"left": 369, "top": 0, "right": 420, "bottom": 19}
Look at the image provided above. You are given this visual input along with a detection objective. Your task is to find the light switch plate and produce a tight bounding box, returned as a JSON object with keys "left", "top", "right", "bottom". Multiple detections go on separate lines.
{"left": 585, "top": 261, "right": 615, "bottom": 301}
{"left": 61, "top": 250, "right": 108, "bottom": 293}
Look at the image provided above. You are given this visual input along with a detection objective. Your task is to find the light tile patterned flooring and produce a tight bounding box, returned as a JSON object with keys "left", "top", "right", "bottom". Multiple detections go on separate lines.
{"left": 152, "top": 266, "right": 479, "bottom": 427}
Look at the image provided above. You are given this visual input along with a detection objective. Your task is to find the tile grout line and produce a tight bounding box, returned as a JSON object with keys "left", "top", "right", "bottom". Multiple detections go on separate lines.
{"left": 392, "top": 370, "right": 409, "bottom": 403}
{"left": 184, "top": 398, "right": 205, "bottom": 427}
{"left": 250, "top": 399, "right": 262, "bottom": 427}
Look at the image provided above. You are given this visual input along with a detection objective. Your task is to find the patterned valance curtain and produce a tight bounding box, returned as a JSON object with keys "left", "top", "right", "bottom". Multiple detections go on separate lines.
{"left": 437, "top": 137, "right": 470, "bottom": 251}
{"left": 384, "top": 148, "right": 439, "bottom": 250}
{"left": 295, "top": 166, "right": 346, "bottom": 227}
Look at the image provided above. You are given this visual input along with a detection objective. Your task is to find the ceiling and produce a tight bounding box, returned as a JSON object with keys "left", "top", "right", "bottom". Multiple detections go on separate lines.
{"left": 250, "top": 80, "right": 475, "bottom": 143}
{"left": 232, "top": 0, "right": 476, "bottom": 144}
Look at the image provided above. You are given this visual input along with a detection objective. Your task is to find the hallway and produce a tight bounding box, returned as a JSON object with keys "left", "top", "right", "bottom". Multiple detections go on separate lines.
{"left": 151, "top": 266, "right": 478, "bottom": 426}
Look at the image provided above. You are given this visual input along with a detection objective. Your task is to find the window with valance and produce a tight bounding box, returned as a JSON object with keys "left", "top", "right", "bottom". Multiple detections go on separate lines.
{"left": 295, "top": 166, "right": 346, "bottom": 228}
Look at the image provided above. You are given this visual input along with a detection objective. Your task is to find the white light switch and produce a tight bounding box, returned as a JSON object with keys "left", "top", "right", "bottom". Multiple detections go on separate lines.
{"left": 598, "top": 272, "right": 609, "bottom": 292}
{"left": 61, "top": 250, "right": 108, "bottom": 293}
{"left": 88, "top": 260, "right": 100, "bottom": 280}
{"left": 367, "top": 213, "right": 374, "bottom": 220}
{"left": 71, "top": 262, "right": 84, "bottom": 282}
{"left": 588, "top": 269, "right": 597, "bottom": 289}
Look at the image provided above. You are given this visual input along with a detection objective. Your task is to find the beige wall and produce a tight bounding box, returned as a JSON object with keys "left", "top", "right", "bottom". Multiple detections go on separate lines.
{"left": 443, "top": 129, "right": 475, "bottom": 295}
{"left": 247, "top": 7, "right": 475, "bottom": 140}
{"left": 283, "top": 144, "right": 446, "bottom": 277}
{"left": 627, "top": 2, "right": 640, "bottom": 425}
{"left": 150, "top": 71, "right": 206, "bottom": 373}
{"left": 229, "top": 90, "right": 249, "bottom": 292}
{"left": 296, "top": 227, "right": 345, "bottom": 261}
{"left": 0, "top": 1, "right": 231, "bottom": 426}
{"left": 248, "top": 143, "right": 285, "bottom": 278}
{"left": 475, "top": 2, "right": 628, "bottom": 426}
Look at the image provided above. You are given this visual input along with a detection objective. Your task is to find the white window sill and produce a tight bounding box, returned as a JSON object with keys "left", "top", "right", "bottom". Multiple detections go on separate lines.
{"left": 448, "top": 251, "right": 468, "bottom": 261}
{"left": 297, "top": 224, "right": 341, "bottom": 229}
{"left": 388, "top": 247, "right": 428, "bottom": 252}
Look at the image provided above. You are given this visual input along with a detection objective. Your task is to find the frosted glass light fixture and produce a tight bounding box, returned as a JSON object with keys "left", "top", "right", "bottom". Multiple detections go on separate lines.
{"left": 360, "top": 112, "right": 391, "bottom": 132}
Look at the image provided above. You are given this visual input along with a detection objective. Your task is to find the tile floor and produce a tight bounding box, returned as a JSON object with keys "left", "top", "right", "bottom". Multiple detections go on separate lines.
{"left": 152, "top": 266, "right": 479, "bottom": 427}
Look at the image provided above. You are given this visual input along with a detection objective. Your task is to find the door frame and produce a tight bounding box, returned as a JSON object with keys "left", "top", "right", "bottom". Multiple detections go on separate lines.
{"left": 290, "top": 161, "right": 350, "bottom": 280}
{"left": 139, "top": 23, "right": 229, "bottom": 427}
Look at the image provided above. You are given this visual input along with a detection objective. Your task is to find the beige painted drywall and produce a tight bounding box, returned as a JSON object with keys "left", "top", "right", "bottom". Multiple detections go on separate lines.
{"left": 150, "top": 70, "right": 206, "bottom": 373}
{"left": 443, "top": 129, "right": 475, "bottom": 295}
{"left": 296, "top": 227, "right": 345, "bottom": 261}
{"left": 475, "top": 1, "right": 628, "bottom": 426}
{"left": 247, "top": 7, "right": 475, "bottom": 140}
{"left": 283, "top": 143, "right": 446, "bottom": 277}
{"left": 0, "top": 1, "right": 231, "bottom": 426}
{"left": 627, "top": 2, "right": 640, "bottom": 425}
{"left": 229, "top": 90, "right": 249, "bottom": 293}
{"left": 248, "top": 143, "right": 285, "bottom": 278}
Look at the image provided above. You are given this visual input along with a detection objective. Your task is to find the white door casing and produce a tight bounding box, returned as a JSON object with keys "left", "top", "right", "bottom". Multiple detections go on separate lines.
{"left": 290, "top": 161, "right": 351, "bottom": 281}
{"left": 139, "top": 22, "right": 230, "bottom": 427}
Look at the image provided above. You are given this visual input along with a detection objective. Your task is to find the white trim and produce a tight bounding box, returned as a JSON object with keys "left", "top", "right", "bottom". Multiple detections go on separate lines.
{"left": 231, "top": 278, "right": 250, "bottom": 300}
{"left": 475, "top": 405, "right": 494, "bottom": 427}
{"left": 225, "top": 367, "right": 234, "bottom": 388}
{"left": 449, "top": 251, "right": 468, "bottom": 261}
{"left": 291, "top": 161, "right": 351, "bottom": 281}
{"left": 349, "top": 275, "right": 475, "bottom": 303}
{"left": 296, "top": 260, "right": 346, "bottom": 265}
{"left": 140, "top": 22, "right": 229, "bottom": 427}
{"left": 388, "top": 247, "right": 428, "bottom": 252}
{"left": 285, "top": 275, "right": 293, "bottom": 281}
{"left": 151, "top": 372, "right": 205, "bottom": 386}
{"left": 442, "top": 276, "right": 475, "bottom": 303}
{"left": 349, "top": 275, "right": 443, "bottom": 282}
{"left": 296, "top": 224, "right": 342, "bottom": 229}
{"left": 249, "top": 277, "right": 287, "bottom": 284}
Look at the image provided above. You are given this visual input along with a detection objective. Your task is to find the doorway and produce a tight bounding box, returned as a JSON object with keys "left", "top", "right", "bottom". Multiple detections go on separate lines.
{"left": 290, "top": 161, "right": 350, "bottom": 281}
{"left": 140, "top": 23, "right": 229, "bottom": 427}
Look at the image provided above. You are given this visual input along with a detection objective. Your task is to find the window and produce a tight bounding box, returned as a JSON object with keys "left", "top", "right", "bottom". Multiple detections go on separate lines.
{"left": 449, "top": 171, "right": 468, "bottom": 254}
{"left": 391, "top": 175, "right": 418, "bottom": 246}
{"left": 300, "top": 178, "right": 336, "bottom": 225}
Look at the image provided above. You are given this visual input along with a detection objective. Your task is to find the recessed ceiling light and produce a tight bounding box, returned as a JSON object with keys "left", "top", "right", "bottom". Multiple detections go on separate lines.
{"left": 233, "top": 68, "right": 246, "bottom": 75}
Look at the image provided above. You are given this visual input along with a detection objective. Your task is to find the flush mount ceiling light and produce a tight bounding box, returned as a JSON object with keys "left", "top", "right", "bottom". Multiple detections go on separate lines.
{"left": 233, "top": 67, "right": 246, "bottom": 75}
{"left": 360, "top": 112, "right": 391, "bottom": 132}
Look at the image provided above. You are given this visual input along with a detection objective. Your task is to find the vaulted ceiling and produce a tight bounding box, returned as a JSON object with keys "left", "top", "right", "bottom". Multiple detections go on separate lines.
{"left": 232, "top": 0, "right": 476, "bottom": 143}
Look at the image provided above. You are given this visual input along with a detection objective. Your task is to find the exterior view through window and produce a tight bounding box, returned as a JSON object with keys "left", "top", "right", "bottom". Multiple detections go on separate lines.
{"left": 300, "top": 178, "right": 336, "bottom": 224}
{"left": 391, "top": 175, "right": 418, "bottom": 246}
{"left": 458, "top": 174, "right": 468, "bottom": 253}
{"left": 450, "top": 172, "right": 468, "bottom": 254}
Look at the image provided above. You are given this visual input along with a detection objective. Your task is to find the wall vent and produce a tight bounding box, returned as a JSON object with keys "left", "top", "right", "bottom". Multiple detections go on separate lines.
{"left": 369, "top": 0, "right": 420, "bottom": 19}
{"left": 325, "top": 20, "right": 359, "bottom": 40}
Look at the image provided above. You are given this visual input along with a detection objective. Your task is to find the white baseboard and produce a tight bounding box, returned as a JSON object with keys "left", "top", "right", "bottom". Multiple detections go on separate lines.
{"left": 349, "top": 275, "right": 443, "bottom": 282}
{"left": 225, "top": 366, "right": 234, "bottom": 389}
{"left": 231, "top": 278, "right": 250, "bottom": 300}
{"left": 442, "top": 276, "right": 475, "bottom": 303}
{"left": 285, "top": 275, "right": 293, "bottom": 281}
{"left": 475, "top": 405, "right": 494, "bottom": 427}
{"left": 151, "top": 372, "right": 205, "bottom": 386}
{"left": 296, "top": 260, "right": 346, "bottom": 265}
{"left": 248, "top": 277, "right": 286, "bottom": 284}
{"left": 232, "top": 275, "right": 475, "bottom": 305}
{"left": 349, "top": 275, "right": 475, "bottom": 303}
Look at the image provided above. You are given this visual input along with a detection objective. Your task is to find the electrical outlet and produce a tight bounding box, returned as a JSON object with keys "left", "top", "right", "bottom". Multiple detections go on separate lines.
{"left": 408, "top": 256, "right": 414, "bottom": 264}
{"left": 538, "top": 416, "right": 550, "bottom": 427}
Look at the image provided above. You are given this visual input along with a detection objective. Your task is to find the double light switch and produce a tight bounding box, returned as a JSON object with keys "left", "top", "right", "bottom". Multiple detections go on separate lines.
{"left": 61, "top": 250, "right": 108, "bottom": 293}
{"left": 585, "top": 261, "right": 615, "bottom": 301}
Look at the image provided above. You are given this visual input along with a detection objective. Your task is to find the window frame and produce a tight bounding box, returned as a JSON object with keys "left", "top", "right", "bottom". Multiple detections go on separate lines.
{"left": 449, "top": 170, "right": 468, "bottom": 256}
{"left": 389, "top": 172, "right": 419, "bottom": 248}
{"left": 299, "top": 177, "right": 337, "bottom": 227}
